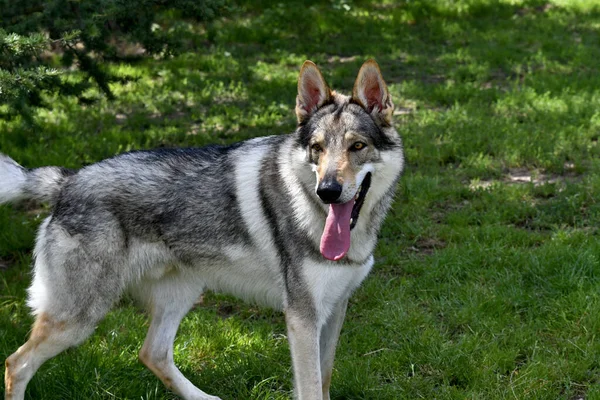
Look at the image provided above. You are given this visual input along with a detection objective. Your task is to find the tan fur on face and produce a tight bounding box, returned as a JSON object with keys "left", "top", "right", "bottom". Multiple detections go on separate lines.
{"left": 316, "top": 150, "right": 351, "bottom": 186}
{"left": 338, "top": 152, "right": 355, "bottom": 187}
{"left": 316, "top": 151, "right": 330, "bottom": 183}
{"left": 314, "top": 130, "right": 376, "bottom": 195}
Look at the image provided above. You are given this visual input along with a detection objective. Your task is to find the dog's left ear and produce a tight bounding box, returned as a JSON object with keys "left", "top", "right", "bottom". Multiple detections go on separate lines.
{"left": 296, "top": 61, "right": 332, "bottom": 123}
{"left": 352, "top": 59, "right": 394, "bottom": 125}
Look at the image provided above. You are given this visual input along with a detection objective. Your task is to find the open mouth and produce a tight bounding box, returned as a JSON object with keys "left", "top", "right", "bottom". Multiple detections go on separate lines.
{"left": 350, "top": 172, "right": 371, "bottom": 230}
{"left": 319, "top": 172, "right": 372, "bottom": 261}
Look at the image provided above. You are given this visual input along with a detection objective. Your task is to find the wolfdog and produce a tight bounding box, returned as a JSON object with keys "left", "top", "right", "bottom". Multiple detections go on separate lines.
{"left": 1, "top": 59, "right": 404, "bottom": 400}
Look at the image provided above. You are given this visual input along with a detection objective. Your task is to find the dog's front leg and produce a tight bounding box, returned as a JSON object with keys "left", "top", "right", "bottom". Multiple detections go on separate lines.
{"left": 285, "top": 309, "right": 322, "bottom": 400}
{"left": 319, "top": 298, "right": 348, "bottom": 400}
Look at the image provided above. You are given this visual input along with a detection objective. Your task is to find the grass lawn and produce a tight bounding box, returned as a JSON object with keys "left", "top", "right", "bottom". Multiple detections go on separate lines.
{"left": 2, "top": 0, "right": 600, "bottom": 398}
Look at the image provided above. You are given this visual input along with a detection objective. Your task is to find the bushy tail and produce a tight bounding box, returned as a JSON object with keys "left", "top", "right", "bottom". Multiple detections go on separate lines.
{"left": 0, "top": 154, "right": 73, "bottom": 205}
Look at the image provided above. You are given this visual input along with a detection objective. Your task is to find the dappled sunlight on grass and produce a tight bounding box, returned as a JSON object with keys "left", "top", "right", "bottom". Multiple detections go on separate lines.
{"left": 1, "top": 0, "right": 600, "bottom": 398}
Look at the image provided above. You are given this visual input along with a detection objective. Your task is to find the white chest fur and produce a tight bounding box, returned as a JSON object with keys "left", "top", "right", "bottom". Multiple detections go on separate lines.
{"left": 301, "top": 256, "right": 374, "bottom": 327}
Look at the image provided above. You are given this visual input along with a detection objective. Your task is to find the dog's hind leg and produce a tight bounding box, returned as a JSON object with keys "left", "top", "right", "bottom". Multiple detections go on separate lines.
{"left": 6, "top": 263, "right": 119, "bottom": 396}
{"left": 5, "top": 218, "right": 127, "bottom": 400}
{"left": 135, "top": 274, "right": 220, "bottom": 400}
{"left": 5, "top": 313, "right": 96, "bottom": 400}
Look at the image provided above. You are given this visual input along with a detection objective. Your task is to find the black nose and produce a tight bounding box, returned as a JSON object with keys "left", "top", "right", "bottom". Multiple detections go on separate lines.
{"left": 316, "top": 180, "right": 343, "bottom": 203}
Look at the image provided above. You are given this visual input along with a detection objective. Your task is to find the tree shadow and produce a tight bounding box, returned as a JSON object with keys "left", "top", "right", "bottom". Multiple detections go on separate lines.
{"left": 5, "top": 0, "right": 599, "bottom": 166}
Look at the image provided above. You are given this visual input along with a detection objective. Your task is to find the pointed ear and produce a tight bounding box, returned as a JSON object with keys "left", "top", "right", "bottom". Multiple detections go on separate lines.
{"left": 352, "top": 59, "right": 394, "bottom": 124}
{"left": 296, "top": 60, "right": 332, "bottom": 123}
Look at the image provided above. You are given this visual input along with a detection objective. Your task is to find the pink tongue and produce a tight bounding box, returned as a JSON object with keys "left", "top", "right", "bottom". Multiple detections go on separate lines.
{"left": 320, "top": 200, "right": 354, "bottom": 261}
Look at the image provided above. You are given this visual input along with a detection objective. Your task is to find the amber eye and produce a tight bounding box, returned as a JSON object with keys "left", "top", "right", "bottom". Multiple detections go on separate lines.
{"left": 311, "top": 143, "right": 323, "bottom": 152}
{"left": 351, "top": 142, "right": 366, "bottom": 151}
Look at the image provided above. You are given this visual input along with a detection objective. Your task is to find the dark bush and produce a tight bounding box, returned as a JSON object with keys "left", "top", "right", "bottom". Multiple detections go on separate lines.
{"left": 0, "top": 0, "right": 226, "bottom": 121}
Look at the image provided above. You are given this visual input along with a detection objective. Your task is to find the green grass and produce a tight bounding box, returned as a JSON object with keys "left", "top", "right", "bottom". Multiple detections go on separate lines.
{"left": 2, "top": 0, "right": 600, "bottom": 398}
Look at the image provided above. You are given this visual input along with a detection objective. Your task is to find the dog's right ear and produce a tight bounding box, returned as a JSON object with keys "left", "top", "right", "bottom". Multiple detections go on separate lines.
{"left": 296, "top": 61, "right": 332, "bottom": 123}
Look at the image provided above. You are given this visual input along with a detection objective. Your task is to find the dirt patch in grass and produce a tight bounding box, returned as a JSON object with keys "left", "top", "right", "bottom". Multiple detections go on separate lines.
{"left": 193, "top": 294, "right": 241, "bottom": 318}
{"left": 515, "top": 2, "right": 553, "bottom": 17}
{"left": 326, "top": 55, "right": 358, "bottom": 64}
{"left": 0, "top": 258, "right": 13, "bottom": 270}
{"left": 409, "top": 237, "right": 447, "bottom": 255}
{"left": 512, "top": 217, "right": 553, "bottom": 232}
{"left": 505, "top": 165, "right": 581, "bottom": 186}
{"left": 12, "top": 200, "right": 47, "bottom": 216}
{"left": 469, "top": 164, "right": 582, "bottom": 191}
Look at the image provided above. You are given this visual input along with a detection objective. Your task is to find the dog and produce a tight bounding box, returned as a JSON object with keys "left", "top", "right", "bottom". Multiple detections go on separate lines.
{"left": 2, "top": 59, "right": 404, "bottom": 400}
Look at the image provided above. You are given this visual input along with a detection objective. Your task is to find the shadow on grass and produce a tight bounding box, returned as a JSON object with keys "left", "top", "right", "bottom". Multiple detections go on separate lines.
{"left": 3, "top": 0, "right": 598, "bottom": 171}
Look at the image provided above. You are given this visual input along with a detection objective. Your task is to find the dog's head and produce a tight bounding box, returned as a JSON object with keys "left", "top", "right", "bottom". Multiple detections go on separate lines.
{"left": 294, "top": 60, "right": 402, "bottom": 261}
